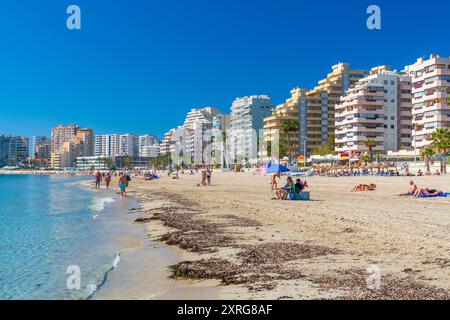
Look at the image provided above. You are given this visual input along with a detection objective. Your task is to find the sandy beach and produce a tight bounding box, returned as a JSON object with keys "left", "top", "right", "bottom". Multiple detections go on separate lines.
{"left": 120, "top": 169, "right": 450, "bottom": 300}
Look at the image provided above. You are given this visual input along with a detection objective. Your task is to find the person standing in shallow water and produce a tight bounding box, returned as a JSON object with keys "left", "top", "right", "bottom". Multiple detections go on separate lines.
{"left": 94, "top": 171, "right": 102, "bottom": 190}
{"left": 118, "top": 173, "right": 127, "bottom": 198}
{"left": 105, "top": 172, "right": 111, "bottom": 189}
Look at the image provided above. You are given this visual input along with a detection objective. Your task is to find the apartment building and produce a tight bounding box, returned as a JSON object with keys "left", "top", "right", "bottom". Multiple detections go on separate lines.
{"left": 230, "top": 95, "right": 273, "bottom": 164}
{"left": 119, "top": 134, "right": 139, "bottom": 156}
{"left": 50, "top": 125, "right": 95, "bottom": 169}
{"left": 335, "top": 66, "right": 412, "bottom": 154}
{"left": 94, "top": 134, "right": 120, "bottom": 157}
{"left": 404, "top": 54, "right": 450, "bottom": 149}
{"left": 160, "top": 129, "right": 176, "bottom": 156}
{"left": 264, "top": 63, "right": 366, "bottom": 156}
{"left": 32, "top": 136, "right": 51, "bottom": 161}
{"left": 0, "top": 135, "right": 29, "bottom": 167}
{"left": 211, "top": 114, "right": 230, "bottom": 165}
{"left": 139, "top": 134, "right": 160, "bottom": 157}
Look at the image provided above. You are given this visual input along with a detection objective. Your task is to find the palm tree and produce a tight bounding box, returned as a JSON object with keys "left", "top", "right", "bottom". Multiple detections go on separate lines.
{"left": 281, "top": 119, "right": 300, "bottom": 160}
{"left": 221, "top": 131, "right": 227, "bottom": 169}
{"left": 364, "top": 139, "right": 376, "bottom": 163}
{"left": 360, "top": 154, "right": 371, "bottom": 165}
{"left": 431, "top": 128, "right": 450, "bottom": 174}
{"left": 421, "top": 147, "right": 436, "bottom": 173}
{"left": 124, "top": 155, "right": 133, "bottom": 169}
{"left": 375, "top": 151, "right": 382, "bottom": 163}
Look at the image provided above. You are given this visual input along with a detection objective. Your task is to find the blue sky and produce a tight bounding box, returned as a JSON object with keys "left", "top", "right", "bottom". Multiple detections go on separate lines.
{"left": 0, "top": 0, "right": 449, "bottom": 138}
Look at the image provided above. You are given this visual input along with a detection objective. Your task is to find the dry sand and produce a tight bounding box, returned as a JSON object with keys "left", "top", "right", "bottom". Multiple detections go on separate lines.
{"left": 127, "top": 170, "right": 450, "bottom": 300}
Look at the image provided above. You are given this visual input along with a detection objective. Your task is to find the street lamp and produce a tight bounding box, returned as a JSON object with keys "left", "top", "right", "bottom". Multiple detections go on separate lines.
{"left": 303, "top": 137, "right": 308, "bottom": 168}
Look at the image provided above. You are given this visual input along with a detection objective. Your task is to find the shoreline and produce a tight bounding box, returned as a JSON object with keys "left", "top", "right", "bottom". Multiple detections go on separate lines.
{"left": 77, "top": 179, "right": 224, "bottom": 300}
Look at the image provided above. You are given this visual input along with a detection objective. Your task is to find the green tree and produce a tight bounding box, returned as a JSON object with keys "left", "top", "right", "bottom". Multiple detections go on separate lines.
{"left": 431, "top": 128, "right": 450, "bottom": 174}
{"left": 421, "top": 147, "right": 436, "bottom": 173}
{"left": 311, "top": 134, "right": 336, "bottom": 156}
{"left": 364, "top": 139, "right": 376, "bottom": 163}
{"left": 124, "top": 155, "right": 133, "bottom": 169}
{"left": 278, "top": 137, "right": 288, "bottom": 160}
{"left": 360, "top": 154, "right": 371, "bottom": 165}
{"left": 281, "top": 119, "right": 300, "bottom": 158}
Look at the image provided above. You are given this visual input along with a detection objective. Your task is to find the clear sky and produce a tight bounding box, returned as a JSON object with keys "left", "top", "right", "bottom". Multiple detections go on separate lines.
{"left": 0, "top": 0, "right": 449, "bottom": 139}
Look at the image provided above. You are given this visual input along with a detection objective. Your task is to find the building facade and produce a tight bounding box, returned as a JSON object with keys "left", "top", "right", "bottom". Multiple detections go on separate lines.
{"left": 139, "top": 134, "right": 160, "bottom": 157}
{"left": 263, "top": 63, "right": 367, "bottom": 156}
{"left": 119, "top": 134, "right": 139, "bottom": 156}
{"left": 212, "top": 114, "right": 230, "bottom": 165}
{"left": 230, "top": 95, "right": 273, "bottom": 164}
{"left": 335, "top": 66, "right": 412, "bottom": 154}
{"left": 51, "top": 124, "right": 94, "bottom": 169}
{"left": 0, "top": 135, "right": 29, "bottom": 167}
{"left": 404, "top": 54, "right": 450, "bottom": 149}
{"left": 32, "top": 136, "right": 51, "bottom": 162}
{"left": 95, "top": 134, "right": 120, "bottom": 157}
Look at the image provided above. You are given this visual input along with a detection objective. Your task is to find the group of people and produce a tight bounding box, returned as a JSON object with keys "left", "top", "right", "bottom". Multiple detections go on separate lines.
{"left": 94, "top": 171, "right": 111, "bottom": 190}
{"left": 271, "top": 173, "right": 308, "bottom": 200}
{"left": 398, "top": 180, "right": 444, "bottom": 198}
{"left": 199, "top": 167, "right": 212, "bottom": 186}
{"left": 94, "top": 170, "right": 131, "bottom": 198}
{"left": 416, "top": 169, "right": 441, "bottom": 177}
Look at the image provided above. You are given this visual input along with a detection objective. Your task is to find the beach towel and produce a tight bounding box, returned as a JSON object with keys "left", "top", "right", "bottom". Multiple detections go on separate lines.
{"left": 421, "top": 193, "right": 450, "bottom": 198}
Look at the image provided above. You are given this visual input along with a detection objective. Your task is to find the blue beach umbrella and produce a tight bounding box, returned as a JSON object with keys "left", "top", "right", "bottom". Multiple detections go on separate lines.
{"left": 266, "top": 163, "right": 290, "bottom": 174}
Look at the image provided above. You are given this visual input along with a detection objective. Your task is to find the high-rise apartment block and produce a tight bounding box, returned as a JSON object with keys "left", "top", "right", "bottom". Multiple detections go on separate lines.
{"left": 335, "top": 66, "right": 412, "bottom": 154}
{"left": 230, "top": 95, "right": 273, "bottom": 164}
{"left": 404, "top": 54, "right": 450, "bottom": 149}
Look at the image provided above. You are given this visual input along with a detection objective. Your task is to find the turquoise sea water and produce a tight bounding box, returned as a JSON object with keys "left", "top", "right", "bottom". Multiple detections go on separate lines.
{"left": 0, "top": 175, "right": 137, "bottom": 300}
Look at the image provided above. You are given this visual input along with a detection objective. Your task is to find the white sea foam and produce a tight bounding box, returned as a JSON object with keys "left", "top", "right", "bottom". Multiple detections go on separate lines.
{"left": 93, "top": 197, "right": 115, "bottom": 212}
{"left": 86, "top": 283, "right": 98, "bottom": 296}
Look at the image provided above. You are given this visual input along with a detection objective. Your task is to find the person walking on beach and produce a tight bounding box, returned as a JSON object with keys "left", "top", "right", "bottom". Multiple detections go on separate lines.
{"left": 105, "top": 172, "right": 111, "bottom": 189}
{"left": 200, "top": 167, "right": 207, "bottom": 186}
{"left": 206, "top": 166, "right": 212, "bottom": 185}
{"left": 125, "top": 171, "right": 131, "bottom": 187}
{"left": 118, "top": 173, "right": 127, "bottom": 198}
{"left": 94, "top": 171, "right": 102, "bottom": 190}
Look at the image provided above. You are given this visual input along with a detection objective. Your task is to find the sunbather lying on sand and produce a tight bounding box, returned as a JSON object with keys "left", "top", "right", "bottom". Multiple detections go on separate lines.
{"left": 351, "top": 184, "right": 377, "bottom": 192}
{"left": 413, "top": 188, "right": 443, "bottom": 198}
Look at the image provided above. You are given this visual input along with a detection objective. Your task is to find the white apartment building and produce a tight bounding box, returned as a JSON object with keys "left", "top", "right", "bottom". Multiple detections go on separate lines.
{"left": 160, "top": 129, "right": 176, "bottom": 156}
{"left": 229, "top": 95, "right": 273, "bottom": 164}
{"left": 178, "top": 107, "right": 219, "bottom": 164}
{"left": 335, "top": 66, "right": 412, "bottom": 154}
{"left": 139, "top": 134, "right": 160, "bottom": 157}
{"left": 120, "top": 134, "right": 139, "bottom": 156}
{"left": 139, "top": 144, "right": 160, "bottom": 158}
{"left": 212, "top": 114, "right": 230, "bottom": 165}
{"left": 404, "top": 54, "right": 450, "bottom": 149}
{"left": 95, "top": 134, "right": 120, "bottom": 157}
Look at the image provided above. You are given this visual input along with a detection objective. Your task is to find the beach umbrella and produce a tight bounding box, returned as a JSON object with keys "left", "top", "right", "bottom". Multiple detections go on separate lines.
{"left": 266, "top": 163, "right": 291, "bottom": 174}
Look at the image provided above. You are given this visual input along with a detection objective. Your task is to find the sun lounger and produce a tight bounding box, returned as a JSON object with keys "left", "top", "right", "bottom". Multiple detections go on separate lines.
{"left": 421, "top": 193, "right": 450, "bottom": 198}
